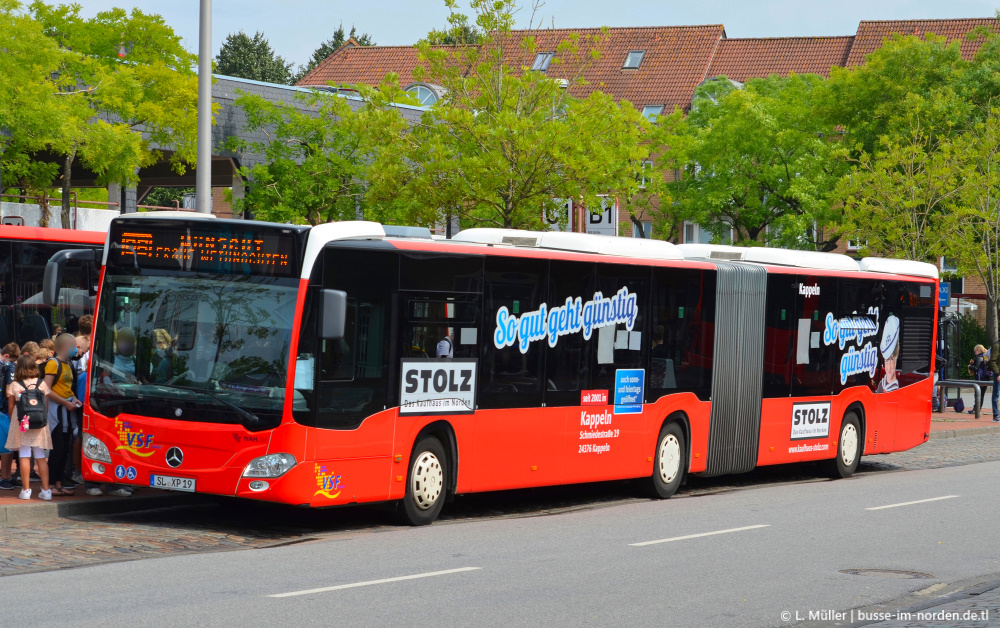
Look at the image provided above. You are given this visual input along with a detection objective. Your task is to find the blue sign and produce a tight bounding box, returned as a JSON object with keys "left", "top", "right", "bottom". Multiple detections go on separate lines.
{"left": 125, "top": 466, "right": 137, "bottom": 481}
{"left": 114, "top": 464, "right": 126, "bottom": 479}
{"left": 939, "top": 282, "right": 951, "bottom": 308}
{"left": 614, "top": 369, "right": 645, "bottom": 415}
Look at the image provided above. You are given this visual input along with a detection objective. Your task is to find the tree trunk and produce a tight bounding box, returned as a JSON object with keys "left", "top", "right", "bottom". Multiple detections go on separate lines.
{"left": 61, "top": 146, "right": 77, "bottom": 229}
{"left": 629, "top": 213, "right": 645, "bottom": 238}
{"left": 988, "top": 294, "right": 999, "bottom": 346}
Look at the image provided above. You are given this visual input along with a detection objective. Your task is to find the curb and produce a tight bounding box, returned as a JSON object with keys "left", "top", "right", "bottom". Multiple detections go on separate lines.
{"left": 929, "top": 425, "right": 1000, "bottom": 440}
{"left": 0, "top": 492, "right": 202, "bottom": 525}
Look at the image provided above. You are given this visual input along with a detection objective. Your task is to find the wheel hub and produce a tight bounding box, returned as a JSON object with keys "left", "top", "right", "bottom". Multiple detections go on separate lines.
{"left": 410, "top": 452, "right": 444, "bottom": 510}
{"left": 658, "top": 434, "right": 681, "bottom": 484}
{"left": 841, "top": 423, "right": 859, "bottom": 467}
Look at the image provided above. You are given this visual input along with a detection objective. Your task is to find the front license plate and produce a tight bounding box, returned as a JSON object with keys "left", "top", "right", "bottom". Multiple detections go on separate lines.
{"left": 150, "top": 474, "right": 196, "bottom": 492}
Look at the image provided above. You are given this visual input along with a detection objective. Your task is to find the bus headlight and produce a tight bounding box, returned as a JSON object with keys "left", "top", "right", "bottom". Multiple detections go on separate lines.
{"left": 83, "top": 433, "right": 112, "bottom": 463}
{"left": 242, "top": 453, "right": 297, "bottom": 478}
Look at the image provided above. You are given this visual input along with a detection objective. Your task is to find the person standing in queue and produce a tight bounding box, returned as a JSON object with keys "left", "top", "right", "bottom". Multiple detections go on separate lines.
{"left": 44, "top": 334, "right": 81, "bottom": 495}
{"left": 989, "top": 340, "right": 1000, "bottom": 421}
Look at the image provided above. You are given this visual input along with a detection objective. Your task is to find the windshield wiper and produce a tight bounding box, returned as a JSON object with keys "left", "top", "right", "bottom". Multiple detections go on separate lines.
{"left": 153, "top": 383, "right": 262, "bottom": 426}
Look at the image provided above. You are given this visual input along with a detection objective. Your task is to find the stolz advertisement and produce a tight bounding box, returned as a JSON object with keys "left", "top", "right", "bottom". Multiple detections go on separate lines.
{"left": 399, "top": 358, "right": 478, "bottom": 415}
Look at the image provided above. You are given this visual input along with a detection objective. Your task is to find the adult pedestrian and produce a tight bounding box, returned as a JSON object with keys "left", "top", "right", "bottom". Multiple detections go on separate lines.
{"left": 43, "top": 334, "right": 81, "bottom": 495}
{"left": 989, "top": 340, "right": 1000, "bottom": 421}
{"left": 5, "top": 355, "right": 53, "bottom": 500}
{"left": 0, "top": 342, "right": 18, "bottom": 490}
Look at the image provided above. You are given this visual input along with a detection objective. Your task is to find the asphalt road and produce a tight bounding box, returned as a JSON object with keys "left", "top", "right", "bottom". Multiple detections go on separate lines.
{"left": 4, "top": 457, "right": 1000, "bottom": 627}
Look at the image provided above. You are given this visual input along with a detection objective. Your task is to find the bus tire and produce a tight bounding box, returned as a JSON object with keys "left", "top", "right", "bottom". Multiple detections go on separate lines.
{"left": 645, "top": 422, "right": 686, "bottom": 499}
{"left": 398, "top": 436, "right": 447, "bottom": 526}
{"left": 826, "top": 412, "right": 861, "bottom": 479}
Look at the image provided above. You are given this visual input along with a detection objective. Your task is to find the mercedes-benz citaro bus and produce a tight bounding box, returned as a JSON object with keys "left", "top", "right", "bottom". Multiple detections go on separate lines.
{"left": 43, "top": 213, "right": 938, "bottom": 525}
{"left": 0, "top": 223, "right": 105, "bottom": 346}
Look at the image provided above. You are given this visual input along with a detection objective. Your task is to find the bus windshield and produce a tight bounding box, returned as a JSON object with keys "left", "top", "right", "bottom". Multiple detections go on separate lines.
{"left": 90, "top": 271, "right": 299, "bottom": 430}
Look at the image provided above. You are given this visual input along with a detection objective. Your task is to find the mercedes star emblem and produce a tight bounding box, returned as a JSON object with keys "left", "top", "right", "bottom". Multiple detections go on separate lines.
{"left": 165, "top": 447, "right": 184, "bottom": 468}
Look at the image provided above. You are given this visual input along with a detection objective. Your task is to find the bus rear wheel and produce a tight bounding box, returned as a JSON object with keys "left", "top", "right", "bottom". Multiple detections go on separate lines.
{"left": 826, "top": 412, "right": 861, "bottom": 479}
{"left": 398, "top": 436, "right": 447, "bottom": 526}
{"left": 645, "top": 422, "right": 686, "bottom": 499}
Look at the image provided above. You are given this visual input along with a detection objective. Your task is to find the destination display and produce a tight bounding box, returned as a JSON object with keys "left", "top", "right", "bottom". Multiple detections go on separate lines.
{"left": 108, "top": 223, "right": 298, "bottom": 277}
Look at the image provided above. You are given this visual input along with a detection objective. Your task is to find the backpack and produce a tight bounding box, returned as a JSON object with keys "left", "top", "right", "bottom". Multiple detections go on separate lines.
{"left": 16, "top": 380, "right": 47, "bottom": 430}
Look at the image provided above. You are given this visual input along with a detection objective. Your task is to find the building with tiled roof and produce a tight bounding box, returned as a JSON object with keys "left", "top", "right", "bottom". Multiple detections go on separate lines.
{"left": 487, "top": 25, "right": 726, "bottom": 113}
{"left": 296, "top": 17, "right": 1000, "bottom": 111}
{"left": 296, "top": 40, "right": 473, "bottom": 98}
{"left": 846, "top": 18, "right": 999, "bottom": 66}
{"left": 706, "top": 36, "right": 854, "bottom": 82}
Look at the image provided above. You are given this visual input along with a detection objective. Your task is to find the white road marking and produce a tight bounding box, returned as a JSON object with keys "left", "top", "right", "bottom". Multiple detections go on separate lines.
{"left": 865, "top": 495, "right": 960, "bottom": 511}
{"left": 629, "top": 524, "right": 770, "bottom": 547}
{"left": 268, "top": 567, "right": 481, "bottom": 598}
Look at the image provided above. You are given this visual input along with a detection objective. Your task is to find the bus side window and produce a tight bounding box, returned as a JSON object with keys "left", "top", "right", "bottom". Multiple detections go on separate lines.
{"left": 836, "top": 277, "right": 883, "bottom": 392}
{"left": 887, "top": 280, "right": 934, "bottom": 388}
{"left": 543, "top": 260, "right": 595, "bottom": 407}
{"left": 649, "top": 268, "right": 714, "bottom": 401}
{"left": 792, "top": 275, "right": 837, "bottom": 397}
{"left": 588, "top": 264, "right": 649, "bottom": 394}
{"left": 762, "top": 274, "right": 797, "bottom": 398}
{"left": 480, "top": 256, "right": 546, "bottom": 409}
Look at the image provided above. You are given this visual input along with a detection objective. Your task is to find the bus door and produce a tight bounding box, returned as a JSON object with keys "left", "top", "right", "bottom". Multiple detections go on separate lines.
{"left": 475, "top": 257, "right": 562, "bottom": 490}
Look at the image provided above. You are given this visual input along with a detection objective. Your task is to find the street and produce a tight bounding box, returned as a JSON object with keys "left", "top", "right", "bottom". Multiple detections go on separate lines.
{"left": 1, "top": 434, "right": 999, "bottom": 627}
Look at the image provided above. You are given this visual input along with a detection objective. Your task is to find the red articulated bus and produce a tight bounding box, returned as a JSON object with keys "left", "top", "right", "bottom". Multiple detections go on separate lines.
{"left": 46, "top": 215, "right": 938, "bottom": 525}
{"left": 0, "top": 224, "right": 105, "bottom": 346}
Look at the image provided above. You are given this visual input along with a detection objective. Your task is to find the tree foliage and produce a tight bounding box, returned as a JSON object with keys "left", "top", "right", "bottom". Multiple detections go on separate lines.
{"left": 216, "top": 30, "right": 294, "bottom": 85}
{"left": 0, "top": 1, "right": 199, "bottom": 227}
{"left": 228, "top": 82, "right": 411, "bottom": 225}
{"left": 364, "top": 0, "right": 651, "bottom": 230}
{"left": 669, "top": 74, "right": 846, "bottom": 248}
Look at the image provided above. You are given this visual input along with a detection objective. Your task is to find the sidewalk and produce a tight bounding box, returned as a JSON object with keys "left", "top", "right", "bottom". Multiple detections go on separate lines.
{"left": 0, "top": 480, "right": 201, "bottom": 524}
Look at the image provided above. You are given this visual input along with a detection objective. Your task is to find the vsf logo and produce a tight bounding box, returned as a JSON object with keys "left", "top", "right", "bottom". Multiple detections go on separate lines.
{"left": 798, "top": 283, "right": 821, "bottom": 297}
{"left": 399, "top": 359, "right": 478, "bottom": 415}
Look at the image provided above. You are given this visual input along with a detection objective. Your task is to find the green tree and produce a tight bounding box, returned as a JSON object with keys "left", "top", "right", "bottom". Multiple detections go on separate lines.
{"left": 370, "top": 0, "right": 651, "bottom": 230}
{"left": 823, "top": 33, "right": 970, "bottom": 155}
{"left": 0, "top": 0, "right": 63, "bottom": 201}
{"left": 670, "top": 74, "right": 846, "bottom": 248}
{"left": 20, "top": 1, "right": 200, "bottom": 227}
{"left": 293, "top": 24, "right": 375, "bottom": 83}
{"left": 216, "top": 30, "right": 294, "bottom": 85}
{"left": 943, "top": 111, "right": 1000, "bottom": 343}
{"left": 836, "top": 120, "right": 963, "bottom": 262}
{"left": 424, "top": 13, "right": 482, "bottom": 45}
{"left": 228, "top": 82, "right": 412, "bottom": 225}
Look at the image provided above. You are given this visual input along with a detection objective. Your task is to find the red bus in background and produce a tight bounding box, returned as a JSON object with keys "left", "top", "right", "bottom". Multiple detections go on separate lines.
{"left": 0, "top": 225, "right": 105, "bottom": 346}
{"left": 48, "top": 216, "right": 938, "bottom": 525}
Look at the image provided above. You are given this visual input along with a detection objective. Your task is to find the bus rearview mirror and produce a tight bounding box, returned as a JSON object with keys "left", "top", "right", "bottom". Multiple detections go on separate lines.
{"left": 321, "top": 289, "right": 348, "bottom": 340}
{"left": 43, "top": 248, "right": 99, "bottom": 307}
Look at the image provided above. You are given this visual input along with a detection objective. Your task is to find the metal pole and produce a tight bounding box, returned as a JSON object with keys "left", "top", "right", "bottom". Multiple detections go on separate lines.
{"left": 195, "top": 0, "right": 212, "bottom": 214}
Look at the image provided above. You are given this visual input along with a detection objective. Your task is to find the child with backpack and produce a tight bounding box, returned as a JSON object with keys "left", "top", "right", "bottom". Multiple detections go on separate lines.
{"left": 5, "top": 354, "right": 52, "bottom": 500}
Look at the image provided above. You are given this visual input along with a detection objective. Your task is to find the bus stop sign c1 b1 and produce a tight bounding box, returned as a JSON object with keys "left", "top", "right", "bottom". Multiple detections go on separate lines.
{"left": 939, "top": 282, "right": 950, "bottom": 308}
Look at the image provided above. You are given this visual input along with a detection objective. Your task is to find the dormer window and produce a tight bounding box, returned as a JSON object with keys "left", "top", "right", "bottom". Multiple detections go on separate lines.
{"left": 623, "top": 50, "right": 645, "bottom": 69}
{"left": 642, "top": 105, "right": 664, "bottom": 120}
{"left": 532, "top": 52, "right": 554, "bottom": 72}
{"left": 405, "top": 83, "right": 444, "bottom": 106}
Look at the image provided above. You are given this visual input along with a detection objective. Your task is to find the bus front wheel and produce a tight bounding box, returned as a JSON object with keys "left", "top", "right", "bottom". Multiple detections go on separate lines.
{"left": 826, "top": 412, "right": 861, "bottom": 479}
{"left": 645, "top": 422, "right": 686, "bottom": 499}
{"left": 398, "top": 436, "right": 447, "bottom": 526}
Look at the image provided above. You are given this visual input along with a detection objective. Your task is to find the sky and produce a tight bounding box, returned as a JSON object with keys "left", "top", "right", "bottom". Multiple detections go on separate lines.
{"left": 73, "top": 0, "right": 999, "bottom": 70}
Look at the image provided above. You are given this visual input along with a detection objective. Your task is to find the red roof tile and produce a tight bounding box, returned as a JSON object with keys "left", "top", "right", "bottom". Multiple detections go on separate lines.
{"left": 846, "top": 18, "right": 999, "bottom": 65}
{"left": 706, "top": 36, "right": 854, "bottom": 81}
{"left": 489, "top": 25, "right": 726, "bottom": 111}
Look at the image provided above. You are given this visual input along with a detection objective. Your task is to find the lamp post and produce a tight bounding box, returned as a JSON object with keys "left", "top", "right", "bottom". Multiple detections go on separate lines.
{"left": 195, "top": 0, "right": 212, "bottom": 214}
